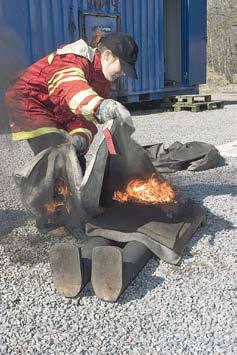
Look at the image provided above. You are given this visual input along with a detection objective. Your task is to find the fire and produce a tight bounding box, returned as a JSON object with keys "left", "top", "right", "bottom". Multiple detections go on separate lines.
{"left": 44, "top": 177, "right": 72, "bottom": 217}
{"left": 113, "top": 174, "right": 176, "bottom": 205}
{"left": 54, "top": 177, "right": 71, "bottom": 199}
{"left": 44, "top": 201, "right": 70, "bottom": 215}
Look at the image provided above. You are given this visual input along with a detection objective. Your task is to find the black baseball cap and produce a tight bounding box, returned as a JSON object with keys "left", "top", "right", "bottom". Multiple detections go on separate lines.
{"left": 100, "top": 32, "right": 138, "bottom": 79}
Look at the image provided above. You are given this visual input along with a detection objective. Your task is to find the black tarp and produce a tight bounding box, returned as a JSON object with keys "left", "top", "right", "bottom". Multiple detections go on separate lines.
{"left": 144, "top": 141, "right": 220, "bottom": 172}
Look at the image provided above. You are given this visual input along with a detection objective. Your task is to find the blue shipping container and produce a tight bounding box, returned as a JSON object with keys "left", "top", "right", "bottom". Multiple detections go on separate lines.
{"left": 0, "top": 0, "right": 207, "bottom": 104}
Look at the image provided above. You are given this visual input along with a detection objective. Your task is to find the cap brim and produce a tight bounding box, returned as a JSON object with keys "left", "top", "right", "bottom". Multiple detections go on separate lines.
{"left": 120, "top": 59, "right": 138, "bottom": 79}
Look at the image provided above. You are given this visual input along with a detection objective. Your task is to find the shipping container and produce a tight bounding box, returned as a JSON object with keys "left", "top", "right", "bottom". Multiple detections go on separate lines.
{"left": 0, "top": 0, "right": 207, "bottom": 104}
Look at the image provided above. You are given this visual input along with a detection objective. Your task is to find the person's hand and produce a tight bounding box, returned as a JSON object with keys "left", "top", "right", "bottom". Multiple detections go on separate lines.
{"left": 70, "top": 135, "right": 87, "bottom": 154}
{"left": 97, "top": 99, "right": 134, "bottom": 129}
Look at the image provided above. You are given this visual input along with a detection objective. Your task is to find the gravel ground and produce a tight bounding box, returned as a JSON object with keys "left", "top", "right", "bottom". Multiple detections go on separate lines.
{"left": 0, "top": 96, "right": 236, "bottom": 355}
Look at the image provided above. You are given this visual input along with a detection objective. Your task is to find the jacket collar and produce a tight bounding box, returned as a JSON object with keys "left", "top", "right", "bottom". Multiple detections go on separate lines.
{"left": 56, "top": 39, "right": 95, "bottom": 62}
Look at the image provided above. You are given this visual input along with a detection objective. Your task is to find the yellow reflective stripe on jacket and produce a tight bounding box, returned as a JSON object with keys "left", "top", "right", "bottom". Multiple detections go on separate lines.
{"left": 79, "top": 96, "right": 103, "bottom": 121}
{"left": 49, "top": 72, "right": 86, "bottom": 90}
{"left": 69, "top": 89, "right": 95, "bottom": 110}
{"left": 48, "top": 69, "right": 86, "bottom": 90}
{"left": 80, "top": 109, "right": 94, "bottom": 121}
{"left": 48, "top": 69, "right": 87, "bottom": 95}
{"left": 68, "top": 128, "right": 93, "bottom": 144}
{"left": 69, "top": 89, "right": 103, "bottom": 120}
{"left": 83, "top": 95, "right": 102, "bottom": 113}
{"left": 48, "top": 76, "right": 87, "bottom": 95}
{"left": 12, "top": 127, "right": 62, "bottom": 141}
{"left": 48, "top": 67, "right": 86, "bottom": 85}
{"left": 48, "top": 53, "right": 54, "bottom": 64}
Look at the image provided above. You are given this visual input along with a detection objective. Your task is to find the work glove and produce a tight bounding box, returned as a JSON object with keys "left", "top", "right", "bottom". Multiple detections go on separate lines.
{"left": 97, "top": 99, "right": 134, "bottom": 129}
{"left": 58, "top": 129, "right": 87, "bottom": 154}
{"left": 70, "top": 135, "right": 87, "bottom": 154}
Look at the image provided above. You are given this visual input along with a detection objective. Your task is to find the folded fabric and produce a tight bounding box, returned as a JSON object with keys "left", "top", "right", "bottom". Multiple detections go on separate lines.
{"left": 86, "top": 198, "right": 205, "bottom": 265}
{"left": 144, "top": 141, "right": 220, "bottom": 172}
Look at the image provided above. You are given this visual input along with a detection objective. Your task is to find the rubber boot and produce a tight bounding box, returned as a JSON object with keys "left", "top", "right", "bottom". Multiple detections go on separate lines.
{"left": 49, "top": 237, "right": 113, "bottom": 298}
{"left": 91, "top": 241, "right": 153, "bottom": 302}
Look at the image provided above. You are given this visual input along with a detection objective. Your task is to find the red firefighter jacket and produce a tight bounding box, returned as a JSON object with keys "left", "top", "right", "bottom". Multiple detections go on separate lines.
{"left": 5, "top": 40, "right": 110, "bottom": 150}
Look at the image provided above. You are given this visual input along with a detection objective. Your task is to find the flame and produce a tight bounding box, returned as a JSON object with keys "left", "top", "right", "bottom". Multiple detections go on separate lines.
{"left": 44, "top": 177, "right": 71, "bottom": 217}
{"left": 113, "top": 174, "right": 176, "bottom": 205}
{"left": 44, "top": 201, "right": 70, "bottom": 215}
{"left": 54, "top": 177, "right": 72, "bottom": 199}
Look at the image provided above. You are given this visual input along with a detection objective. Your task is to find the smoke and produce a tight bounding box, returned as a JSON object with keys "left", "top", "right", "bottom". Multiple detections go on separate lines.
{"left": 0, "top": 27, "right": 27, "bottom": 133}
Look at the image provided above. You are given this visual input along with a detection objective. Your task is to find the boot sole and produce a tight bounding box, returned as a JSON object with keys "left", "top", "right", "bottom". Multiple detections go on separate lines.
{"left": 91, "top": 246, "right": 123, "bottom": 302}
{"left": 49, "top": 243, "right": 82, "bottom": 298}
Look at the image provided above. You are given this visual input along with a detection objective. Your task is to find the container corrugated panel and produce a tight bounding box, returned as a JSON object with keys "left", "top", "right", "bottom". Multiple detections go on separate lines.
{"left": 188, "top": 0, "right": 207, "bottom": 85}
{"left": 0, "top": 0, "right": 121, "bottom": 66}
{"left": 0, "top": 0, "right": 79, "bottom": 65}
{"left": 120, "top": 0, "right": 164, "bottom": 99}
{"left": 0, "top": 0, "right": 206, "bottom": 107}
{"left": 0, "top": 0, "right": 77, "bottom": 131}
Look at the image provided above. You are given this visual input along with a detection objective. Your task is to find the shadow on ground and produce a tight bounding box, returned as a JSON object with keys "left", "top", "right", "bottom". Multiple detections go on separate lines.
{"left": 170, "top": 182, "right": 235, "bottom": 248}
{"left": 76, "top": 257, "right": 165, "bottom": 304}
{"left": 221, "top": 100, "right": 237, "bottom": 105}
{"left": 0, "top": 209, "right": 30, "bottom": 236}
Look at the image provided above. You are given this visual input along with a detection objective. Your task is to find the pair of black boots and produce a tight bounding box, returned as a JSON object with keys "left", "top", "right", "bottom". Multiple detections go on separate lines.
{"left": 49, "top": 237, "right": 153, "bottom": 302}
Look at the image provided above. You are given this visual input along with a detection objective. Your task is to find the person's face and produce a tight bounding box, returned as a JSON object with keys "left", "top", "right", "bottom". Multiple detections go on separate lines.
{"left": 101, "top": 50, "right": 125, "bottom": 82}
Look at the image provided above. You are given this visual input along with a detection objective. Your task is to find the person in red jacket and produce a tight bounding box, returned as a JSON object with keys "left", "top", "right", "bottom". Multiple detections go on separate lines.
{"left": 5, "top": 31, "right": 138, "bottom": 236}
{"left": 5, "top": 31, "right": 138, "bottom": 172}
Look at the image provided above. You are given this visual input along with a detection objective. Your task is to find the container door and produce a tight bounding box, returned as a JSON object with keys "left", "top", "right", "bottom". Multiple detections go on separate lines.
{"left": 79, "top": 13, "right": 118, "bottom": 44}
{"left": 78, "top": 10, "right": 119, "bottom": 96}
{"left": 188, "top": 0, "right": 207, "bottom": 85}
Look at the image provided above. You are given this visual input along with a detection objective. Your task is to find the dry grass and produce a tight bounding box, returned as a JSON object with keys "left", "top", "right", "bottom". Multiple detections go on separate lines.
{"left": 199, "top": 66, "right": 237, "bottom": 94}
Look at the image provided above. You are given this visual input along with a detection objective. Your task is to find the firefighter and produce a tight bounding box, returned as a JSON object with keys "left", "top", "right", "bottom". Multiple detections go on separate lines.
{"left": 5, "top": 31, "right": 138, "bottom": 164}
{"left": 5, "top": 31, "right": 138, "bottom": 236}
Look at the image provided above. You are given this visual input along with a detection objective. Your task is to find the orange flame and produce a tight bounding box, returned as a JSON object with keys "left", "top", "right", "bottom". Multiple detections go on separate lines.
{"left": 113, "top": 174, "right": 176, "bottom": 205}
{"left": 44, "top": 201, "right": 70, "bottom": 215}
{"left": 54, "top": 177, "right": 72, "bottom": 199}
{"left": 44, "top": 177, "right": 71, "bottom": 217}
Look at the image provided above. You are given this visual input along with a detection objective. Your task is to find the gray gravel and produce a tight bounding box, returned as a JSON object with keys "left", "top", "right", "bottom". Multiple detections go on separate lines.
{"left": 0, "top": 98, "right": 236, "bottom": 355}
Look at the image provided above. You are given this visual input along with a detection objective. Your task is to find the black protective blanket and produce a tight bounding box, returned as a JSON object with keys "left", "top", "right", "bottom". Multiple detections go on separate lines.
{"left": 14, "top": 120, "right": 159, "bottom": 230}
{"left": 86, "top": 199, "right": 205, "bottom": 265}
{"left": 144, "top": 141, "right": 220, "bottom": 172}
{"left": 15, "top": 142, "right": 86, "bottom": 230}
{"left": 15, "top": 120, "right": 206, "bottom": 259}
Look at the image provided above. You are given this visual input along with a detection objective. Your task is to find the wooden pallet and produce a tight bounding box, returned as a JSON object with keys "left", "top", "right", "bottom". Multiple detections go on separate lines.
{"left": 173, "top": 100, "right": 224, "bottom": 113}
{"left": 164, "top": 94, "right": 212, "bottom": 104}
{"left": 161, "top": 94, "right": 224, "bottom": 112}
{"left": 164, "top": 94, "right": 211, "bottom": 103}
{"left": 175, "top": 94, "right": 212, "bottom": 104}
